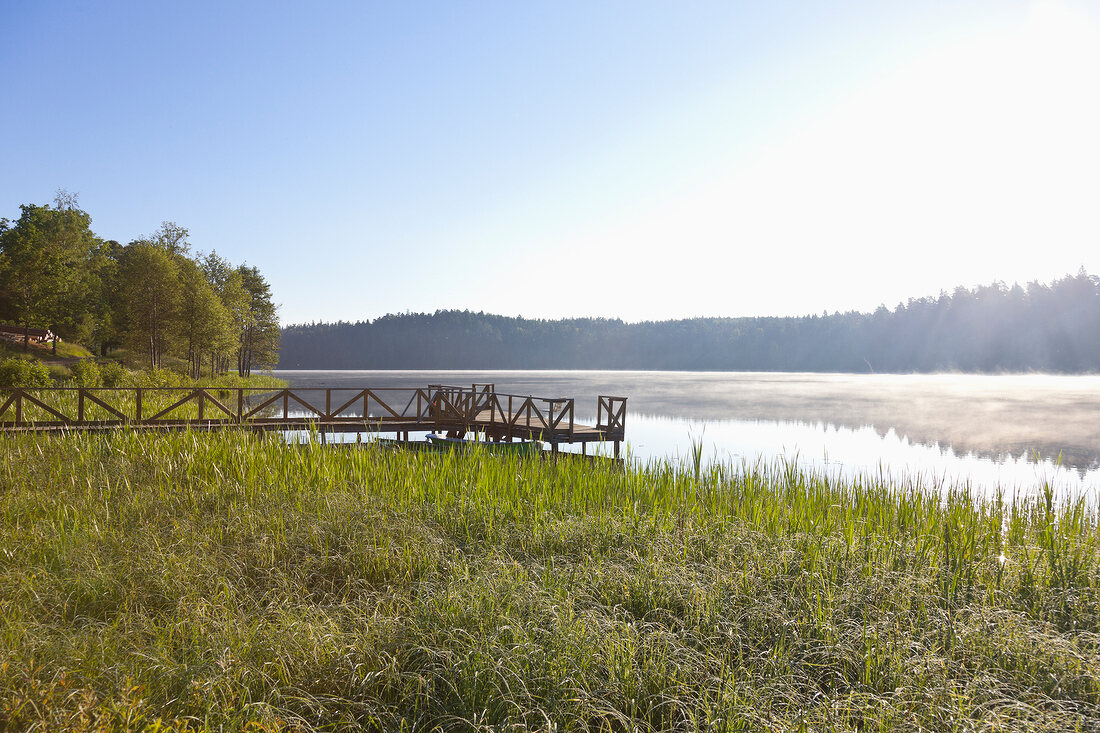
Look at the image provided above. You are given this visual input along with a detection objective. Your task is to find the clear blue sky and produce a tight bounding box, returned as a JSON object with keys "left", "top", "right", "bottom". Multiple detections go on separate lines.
{"left": 3, "top": 1, "right": 1097, "bottom": 324}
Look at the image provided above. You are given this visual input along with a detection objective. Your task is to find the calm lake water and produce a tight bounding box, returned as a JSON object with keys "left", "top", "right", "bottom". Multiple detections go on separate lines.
{"left": 271, "top": 370, "right": 1100, "bottom": 498}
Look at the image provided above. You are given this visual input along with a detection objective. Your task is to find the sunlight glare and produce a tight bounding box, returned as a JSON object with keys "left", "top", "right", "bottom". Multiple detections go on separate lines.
{"left": 577, "top": 0, "right": 1100, "bottom": 318}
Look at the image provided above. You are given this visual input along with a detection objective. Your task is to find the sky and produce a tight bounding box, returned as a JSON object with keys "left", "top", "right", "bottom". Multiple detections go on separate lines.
{"left": 2, "top": 0, "right": 1098, "bottom": 325}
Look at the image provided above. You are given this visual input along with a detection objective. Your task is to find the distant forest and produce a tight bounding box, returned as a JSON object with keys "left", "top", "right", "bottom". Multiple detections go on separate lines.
{"left": 280, "top": 271, "right": 1100, "bottom": 373}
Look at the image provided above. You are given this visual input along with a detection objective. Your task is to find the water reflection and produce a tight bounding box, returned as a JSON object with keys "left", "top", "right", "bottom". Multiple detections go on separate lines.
{"left": 584, "top": 413, "right": 1099, "bottom": 501}
{"left": 271, "top": 369, "right": 1100, "bottom": 494}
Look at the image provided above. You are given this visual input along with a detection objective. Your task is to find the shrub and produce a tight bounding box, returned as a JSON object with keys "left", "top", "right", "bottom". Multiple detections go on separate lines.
{"left": 0, "top": 358, "right": 51, "bottom": 388}
{"left": 48, "top": 364, "right": 72, "bottom": 383}
{"left": 135, "top": 368, "right": 188, "bottom": 388}
{"left": 100, "top": 361, "right": 126, "bottom": 388}
{"left": 71, "top": 359, "right": 102, "bottom": 387}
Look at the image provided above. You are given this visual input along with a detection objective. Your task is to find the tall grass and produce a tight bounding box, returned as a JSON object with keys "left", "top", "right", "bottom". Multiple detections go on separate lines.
{"left": 0, "top": 430, "right": 1097, "bottom": 731}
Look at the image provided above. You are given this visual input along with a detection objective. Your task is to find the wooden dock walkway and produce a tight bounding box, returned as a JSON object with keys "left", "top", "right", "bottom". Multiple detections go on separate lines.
{"left": 0, "top": 383, "right": 627, "bottom": 455}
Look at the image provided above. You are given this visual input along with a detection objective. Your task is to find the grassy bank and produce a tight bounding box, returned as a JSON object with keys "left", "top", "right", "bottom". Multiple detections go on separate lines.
{"left": 1, "top": 432, "right": 1098, "bottom": 731}
{"left": 0, "top": 339, "right": 93, "bottom": 362}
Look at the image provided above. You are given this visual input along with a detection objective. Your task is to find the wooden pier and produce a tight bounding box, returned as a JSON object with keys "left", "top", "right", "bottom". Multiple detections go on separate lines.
{"left": 0, "top": 383, "right": 627, "bottom": 456}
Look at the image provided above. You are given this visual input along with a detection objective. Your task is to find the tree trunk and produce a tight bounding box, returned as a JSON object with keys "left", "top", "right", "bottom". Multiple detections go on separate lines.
{"left": 187, "top": 332, "right": 196, "bottom": 379}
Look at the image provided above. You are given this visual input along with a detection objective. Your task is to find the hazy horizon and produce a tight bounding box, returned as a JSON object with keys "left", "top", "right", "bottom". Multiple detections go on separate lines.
{"left": 280, "top": 269, "right": 1093, "bottom": 327}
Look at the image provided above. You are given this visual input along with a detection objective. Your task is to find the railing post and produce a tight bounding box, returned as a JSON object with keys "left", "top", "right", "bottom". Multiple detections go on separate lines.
{"left": 14, "top": 389, "right": 22, "bottom": 426}
{"left": 432, "top": 389, "right": 440, "bottom": 431}
{"left": 237, "top": 389, "right": 244, "bottom": 423}
{"left": 197, "top": 389, "right": 205, "bottom": 421}
{"left": 283, "top": 389, "right": 289, "bottom": 419}
{"left": 78, "top": 388, "right": 85, "bottom": 423}
{"left": 325, "top": 389, "right": 331, "bottom": 420}
{"left": 135, "top": 388, "right": 142, "bottom": 423}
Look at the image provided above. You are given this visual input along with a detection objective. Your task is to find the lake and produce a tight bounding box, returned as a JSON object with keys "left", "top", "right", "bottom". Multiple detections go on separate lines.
{"left": 272, "top": 370, "right": 1100, "bottom": 498}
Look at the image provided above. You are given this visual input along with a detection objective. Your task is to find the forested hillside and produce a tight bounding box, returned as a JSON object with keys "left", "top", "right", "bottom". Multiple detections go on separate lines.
{"left": 0, "top": 192, "right": 280, "bottom": 376}
{"left": 281, "top": 271, "right": 1100, "bottom": 372}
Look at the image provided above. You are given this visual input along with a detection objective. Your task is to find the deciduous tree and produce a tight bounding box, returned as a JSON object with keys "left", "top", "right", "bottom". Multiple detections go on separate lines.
{"left": 0, "top": 192, "right": 101, "bottom": 352}
{"left": 236, "top": 265, "right": 280, "bottom": 376}
{"left": 201, "top": 252, "right": 249, "bottom": 375}
{"left": 149, "top": 221, "right": 191, "bottom": 257}
{"left": 177, "top": 259, "right": 234, "bottom": 378}
{"left": 116, "top": 241, "right": 181, "bottom": 369}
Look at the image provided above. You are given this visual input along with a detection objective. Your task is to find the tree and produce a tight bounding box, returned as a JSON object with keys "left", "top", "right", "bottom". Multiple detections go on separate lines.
{"left": 177, "top": 259, "right": 234, "bottom": 378}
{"left": 200, "top": 252, "right": 249, "bottom": 376}
{"left": 116, "top": 242, "right": 181, "bottom": 369}
{"left": 199, "top": 251, "right": 233, "bottom": 291}
{"left": 236, "top": 265, "right": 280, "bottom": 376}
{"left": 0, "top": 192, "right": 102, "bottom": 352}
{"left": 89, "top": 240, "right": 123, "bottom": 356}
{"left": 149, "top": 221, "right": 191, "bottom": 256}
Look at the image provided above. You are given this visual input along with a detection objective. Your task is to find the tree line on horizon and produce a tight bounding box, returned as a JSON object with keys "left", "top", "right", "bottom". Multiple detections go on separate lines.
{"left": 280, "top": 270, "right": 1100, "bottom": 373}
{"left": 0, "top": 192, "right": 279, "bottom": 376}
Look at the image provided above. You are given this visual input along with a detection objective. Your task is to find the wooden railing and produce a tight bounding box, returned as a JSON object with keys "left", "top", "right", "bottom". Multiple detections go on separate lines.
{"left": 597, "top": 395, "right": 627, "bottom": 433}
{"left": 0, "top": 385, "right": 626, "bottom": 440}
{"left": 0, "top": 387, "right": 290, "bottom": 427}
{"left": 481, "top": 392, "right": 576, "bottom": 441}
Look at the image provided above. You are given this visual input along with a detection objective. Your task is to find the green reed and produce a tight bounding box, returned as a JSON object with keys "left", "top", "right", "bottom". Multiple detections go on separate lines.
{"left": 0, "top": 430, "right": 1097, "bottom": 731}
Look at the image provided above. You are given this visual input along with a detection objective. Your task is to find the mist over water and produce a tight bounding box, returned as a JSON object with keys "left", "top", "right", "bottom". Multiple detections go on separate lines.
{"left": 272, "top": 370, "right": 1100, "bottom": 496}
